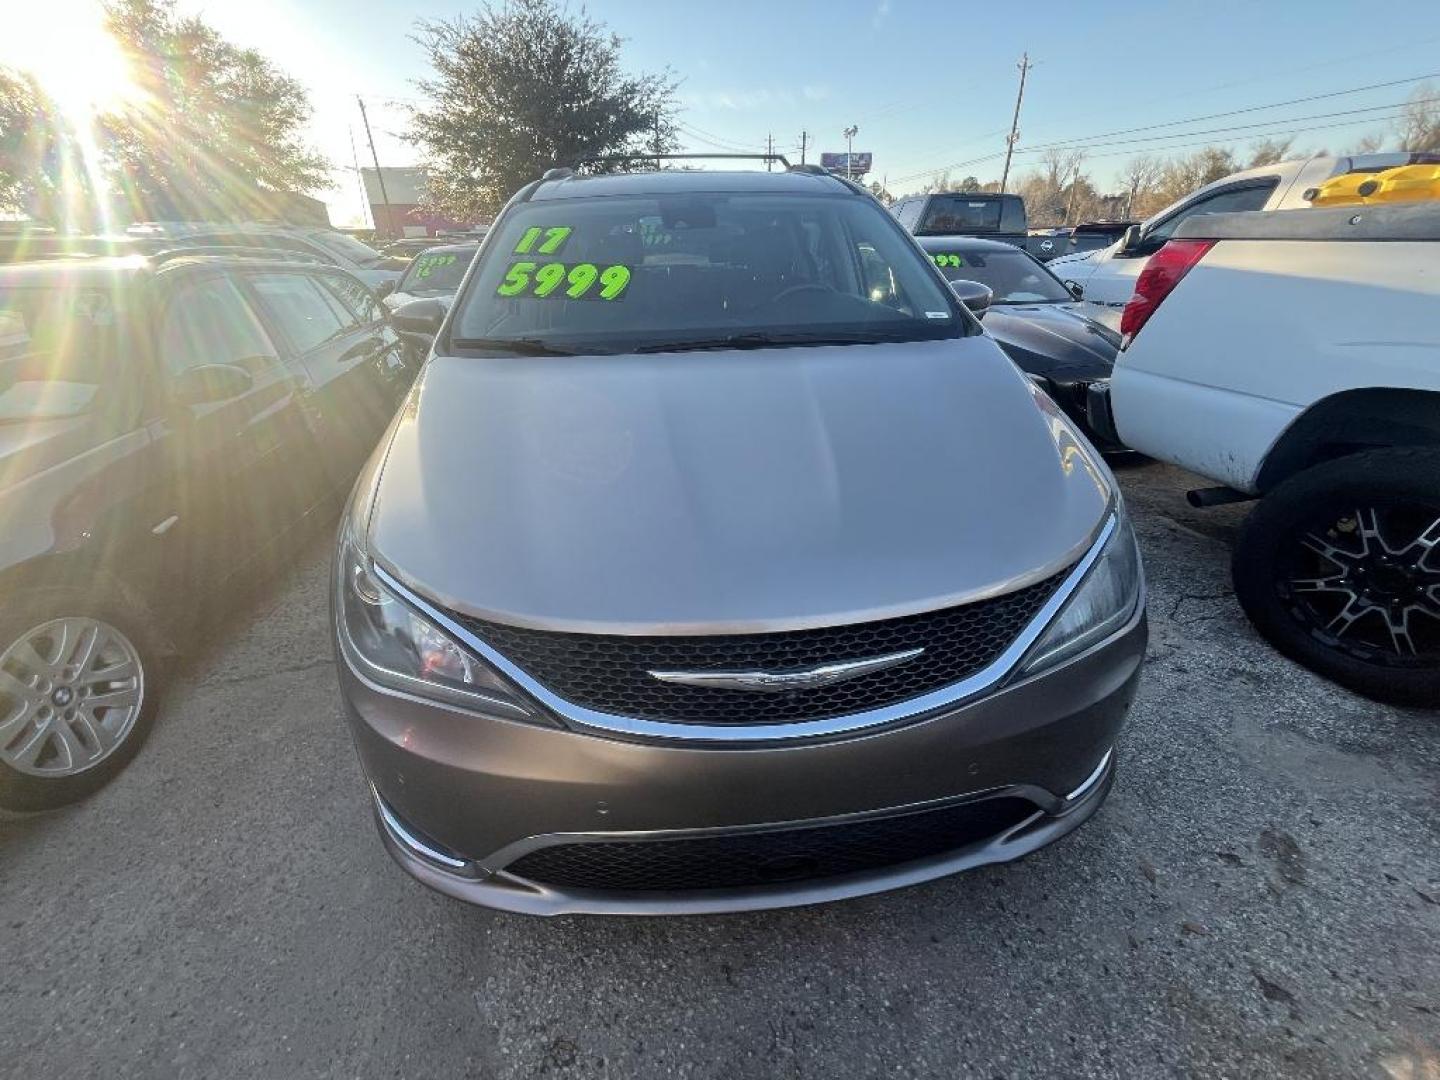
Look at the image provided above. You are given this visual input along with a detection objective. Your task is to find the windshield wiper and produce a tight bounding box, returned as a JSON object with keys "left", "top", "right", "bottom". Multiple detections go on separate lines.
{"left": 452, "top": 336, "right": 582, "bottom": 356}
{"left": 634, "top": 331, "right": 901, "bottom": 354}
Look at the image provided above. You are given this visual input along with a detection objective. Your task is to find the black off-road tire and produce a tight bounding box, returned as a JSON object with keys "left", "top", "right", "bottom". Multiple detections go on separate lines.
{"left": 1232, "top": 448, "right": 1440, "bottom": 707}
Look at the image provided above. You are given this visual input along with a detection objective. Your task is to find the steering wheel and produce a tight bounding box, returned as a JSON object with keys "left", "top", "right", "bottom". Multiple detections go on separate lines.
{"left": 764, "top": 283, "right": 837, "bottom": 305}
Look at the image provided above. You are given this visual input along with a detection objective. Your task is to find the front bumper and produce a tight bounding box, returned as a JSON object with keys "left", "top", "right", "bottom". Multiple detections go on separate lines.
{"left": 337, "top": 603, "right": 1146, "bottom": 916}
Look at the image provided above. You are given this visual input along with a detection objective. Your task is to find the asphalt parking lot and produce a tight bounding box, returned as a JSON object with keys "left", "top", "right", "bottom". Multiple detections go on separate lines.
{"left": 2, "top": 462, "right": 1437, "bottom": 1080}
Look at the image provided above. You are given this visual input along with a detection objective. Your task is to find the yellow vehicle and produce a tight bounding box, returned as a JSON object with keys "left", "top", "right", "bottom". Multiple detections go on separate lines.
{"left": 1305, "top": 163, "right": 1440, "bottom": 207}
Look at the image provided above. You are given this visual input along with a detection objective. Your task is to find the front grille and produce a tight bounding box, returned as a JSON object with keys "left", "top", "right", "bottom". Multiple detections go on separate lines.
{"left": 457, "top": 569, "right": 1067, "bottom": 726}
{"left": 504, "top": 796, "right": 1039, "bottom": 892}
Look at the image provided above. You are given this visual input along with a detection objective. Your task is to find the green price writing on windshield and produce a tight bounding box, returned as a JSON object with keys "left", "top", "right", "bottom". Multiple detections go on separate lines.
{"left": 414, "top": 253, "right": 457, "bottom": 278}
{"left": 932, "top": 253, "right": 965, "bottom": 268}
{"left": 496, "top": 261, "right": 631, "bottom": 301}
{"left": 512, "top": 226, "right": 573, "bottom": 255}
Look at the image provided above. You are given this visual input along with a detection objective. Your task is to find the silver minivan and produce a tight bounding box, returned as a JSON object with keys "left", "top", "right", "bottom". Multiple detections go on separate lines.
{"left": 332, "top": 166, "right": 1147, "bottom": 915}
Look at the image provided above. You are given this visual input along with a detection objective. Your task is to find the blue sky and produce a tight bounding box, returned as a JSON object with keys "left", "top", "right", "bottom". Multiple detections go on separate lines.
{"left": 152, "top": 0, "right": 1440, "bottom": 223}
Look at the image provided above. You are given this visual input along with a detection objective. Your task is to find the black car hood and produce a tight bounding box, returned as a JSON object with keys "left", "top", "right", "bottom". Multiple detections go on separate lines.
{"left": 983, "top": 302, "right": 1119, "bottom": 382}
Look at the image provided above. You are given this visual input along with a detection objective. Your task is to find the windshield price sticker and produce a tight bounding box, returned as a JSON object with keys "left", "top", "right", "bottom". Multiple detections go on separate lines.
{"left": 496, "top": 261, "right": 632, "bottom": 301}
{"left": 512, "top": 226, "right": 574, "bottom": 255}
{"left": 414, "top": 253, "right": 458, "bottom": 278}
{"left": 932, "top": 254, "right": 966, "bottom": 268}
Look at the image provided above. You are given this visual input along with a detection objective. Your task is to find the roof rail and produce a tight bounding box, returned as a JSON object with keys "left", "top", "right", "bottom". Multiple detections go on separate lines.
{"left": 787, "top": 163, "right": 828, "bottom": 176}
{"left": 571, "top": 151, "right": 793, "bottom": 170}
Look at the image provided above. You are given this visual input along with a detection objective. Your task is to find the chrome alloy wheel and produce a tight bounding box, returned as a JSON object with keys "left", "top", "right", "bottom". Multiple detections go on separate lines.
{"left": 0, "top": 618, "right": 145, "bottom": 778}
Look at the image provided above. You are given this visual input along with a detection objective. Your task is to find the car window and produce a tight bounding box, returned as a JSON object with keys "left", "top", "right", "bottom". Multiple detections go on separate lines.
{"left": 1146, "top": 181, "right": 1278, "bottom": 244}
{"left": 159, "top": 275, "right": 278, "bottom": 377}
{"left": 454, "top": 192, "right": 965, "bottom": 355}
{"left": 244, "top": 272, "right": 348, "bottom": 353}
{"left": 396, "top": 250, "right": 474, "bottom": 294}
{"left": 916, "top": 196, "right": 1004, "bottom": 236}
{"left": 0, "top": 282, "right": 135, "bottom": 422}
{"left": 926, "top": 248, "right": 1071, "bottom": 303}
{"left": 320, "top": 273, "right": 382, "bottom": 324}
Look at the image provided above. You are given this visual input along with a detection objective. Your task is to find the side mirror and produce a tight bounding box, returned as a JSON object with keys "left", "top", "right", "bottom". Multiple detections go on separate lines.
{"left": 948, "top": 279, "right": 993, "bottom": 319}
{"left": 1117, "top": 224, "right": 1142, "bottom": 255}
{"left": 391, "top": 298, "right": 445, "bottom": 339}
{"left": 173, "top": 363, "right": 254, "bottom": 406}
{"left": 374, "top": 280, "right": 396, "bottom": 300}
{"left": 1066, "top": 280, "right": 1084, "bottom": 301}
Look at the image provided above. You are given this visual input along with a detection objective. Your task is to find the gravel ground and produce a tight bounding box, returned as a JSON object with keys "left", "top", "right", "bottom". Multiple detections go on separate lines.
{"left": 2, "top": 463, "right": 1437, "bottom": 1080}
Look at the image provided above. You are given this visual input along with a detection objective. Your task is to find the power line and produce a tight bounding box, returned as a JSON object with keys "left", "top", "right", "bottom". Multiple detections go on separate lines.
{"left": 1006, "top": 70, "right": 1439, "bottom": 157}
{"left": 677, "top": 120, "right": 767, "bottom": 149}
{"left": 890, "top": 72, "right": 1439, "bottom": 189}
{"left": 1010, "top": 96, "right": 1440, "bottom": 159}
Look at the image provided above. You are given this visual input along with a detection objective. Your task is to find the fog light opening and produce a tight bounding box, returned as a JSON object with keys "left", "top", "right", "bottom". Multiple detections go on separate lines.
{"left": 373, "top": 788, "right": 471, "bottom": 872}
{"left": 1064, "top": 748, "right": 1113, "bottom": 803}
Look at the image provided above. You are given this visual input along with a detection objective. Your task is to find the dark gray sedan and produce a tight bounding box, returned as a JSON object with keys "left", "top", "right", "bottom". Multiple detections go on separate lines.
{"left": 918, "top": 236, "right": 1127, "bottom": 452}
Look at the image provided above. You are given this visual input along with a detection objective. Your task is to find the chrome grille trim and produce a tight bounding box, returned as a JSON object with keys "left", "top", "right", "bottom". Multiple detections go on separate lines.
{"left": 371, "top": 513, "right": 1117, "bottom": 743}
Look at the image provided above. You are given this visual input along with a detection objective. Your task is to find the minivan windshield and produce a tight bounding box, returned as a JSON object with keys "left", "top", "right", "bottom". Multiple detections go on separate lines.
{"left": 453, "top": 191, "right": 965, "bottom": 355}
{"left": 0, "top": 283, "right": 128, "bottom": 422}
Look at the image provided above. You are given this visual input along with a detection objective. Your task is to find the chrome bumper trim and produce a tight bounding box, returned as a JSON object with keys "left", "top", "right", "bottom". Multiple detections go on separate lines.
{"left": 372, "top": 786, "right": 471, "bottom": 871}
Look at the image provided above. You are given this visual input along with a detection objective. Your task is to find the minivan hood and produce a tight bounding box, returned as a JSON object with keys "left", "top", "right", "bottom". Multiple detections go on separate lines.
{"left": 368, "top": 339, "right": 1112, "bottom": 634}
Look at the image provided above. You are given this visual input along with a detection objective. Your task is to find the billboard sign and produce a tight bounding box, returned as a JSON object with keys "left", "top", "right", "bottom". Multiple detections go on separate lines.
{"left": 820, "top": 152, "right": 873, "bottom": 176}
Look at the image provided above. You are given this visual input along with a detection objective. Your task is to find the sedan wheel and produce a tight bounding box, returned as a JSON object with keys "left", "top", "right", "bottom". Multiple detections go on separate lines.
{"left": 0, "top": 618, "right": 146, "bottom": 779}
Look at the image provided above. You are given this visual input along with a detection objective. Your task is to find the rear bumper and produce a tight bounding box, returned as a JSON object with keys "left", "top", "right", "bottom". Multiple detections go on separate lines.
{"left": 338, "top": 603, "right": 1146, "bottom": 915}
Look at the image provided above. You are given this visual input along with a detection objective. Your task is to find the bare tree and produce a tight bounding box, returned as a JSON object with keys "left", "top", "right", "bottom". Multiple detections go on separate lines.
{"left": 1118, "top": 154, "right": 1162, "bottom": 219}
{"left": 1246, "top": 136, "right": 1295, "bottom": 168}
{"left": 1397, "top": 82, "right": 1440, "bottom": 152}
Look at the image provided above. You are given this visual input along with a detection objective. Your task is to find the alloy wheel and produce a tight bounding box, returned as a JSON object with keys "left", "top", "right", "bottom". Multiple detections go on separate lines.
{"left": 0, "top": 618, "right": 145, "bottom": 778}
{"left": 1279, "top": 503, "right": 1440, "bottom": 665}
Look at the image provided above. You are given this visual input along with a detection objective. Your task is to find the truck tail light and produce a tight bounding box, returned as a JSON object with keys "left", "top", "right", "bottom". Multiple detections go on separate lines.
{"left": 1119, "top": 239, "right": 1215, "bottom": 347}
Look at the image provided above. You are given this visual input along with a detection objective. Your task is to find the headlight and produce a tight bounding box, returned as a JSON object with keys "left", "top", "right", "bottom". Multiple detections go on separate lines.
{"left": 335, "top": 531, "right": 545, "bottom": 724}
{"left": 1021, "top": 511, "right": 1142, "bottom": 674}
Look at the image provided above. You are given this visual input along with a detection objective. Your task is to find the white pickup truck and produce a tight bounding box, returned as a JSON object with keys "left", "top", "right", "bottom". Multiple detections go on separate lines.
{"left": 1091, "top": 202, "right": 1440, "bottom": 705}
{"left": 1048, "top": 153, "right": 1422, "bottom": 329}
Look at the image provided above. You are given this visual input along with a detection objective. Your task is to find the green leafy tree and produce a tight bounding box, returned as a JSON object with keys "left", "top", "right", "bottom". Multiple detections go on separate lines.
{"left": 0, "top": 67, "right": 92, "bottom": 227}
{"left": 410, "top": 0, "right": 680, "bottom": 220}
{"left": 100, "top": 0, "right": 328, "bottom": 218}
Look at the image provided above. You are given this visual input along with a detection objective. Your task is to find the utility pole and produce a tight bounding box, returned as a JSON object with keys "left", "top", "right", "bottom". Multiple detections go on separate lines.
{"left": 999, "top": 52, "right": 1032, "bottom": 195}
{"left": 357, "top": 96, "right": 391, "bottom": 238}
{"left": 799, "top": 130, "right": 808, "bottom": 165}
{"left": 766, "top": 133, "right": 774, "bottom": 171}
{"left": 348, "top": 126, "right": 372, "bottom": 230}
{"left": 843, "top": 125, "right": 858, "bottom": 179}
{"left": 654, "top": 114, "right": 664, "bottom": 170}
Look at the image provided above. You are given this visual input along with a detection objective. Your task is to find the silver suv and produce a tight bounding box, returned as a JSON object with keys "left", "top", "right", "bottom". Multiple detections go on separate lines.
{"left": 332, "top": 166, "right": 1147, "bottom": 915}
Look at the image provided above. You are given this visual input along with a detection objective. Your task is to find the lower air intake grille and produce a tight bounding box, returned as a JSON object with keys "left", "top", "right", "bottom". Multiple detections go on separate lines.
{"left": 457, "top": 569, "right": 1067, "bottom": 726}
{"left": 504, "top": 797, "right": 1039, "bottom": 892}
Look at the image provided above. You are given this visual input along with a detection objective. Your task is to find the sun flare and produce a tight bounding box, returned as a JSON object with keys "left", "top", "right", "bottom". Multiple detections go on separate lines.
{"left": 1, "top": 0, "right": 146, "bottom": 124}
